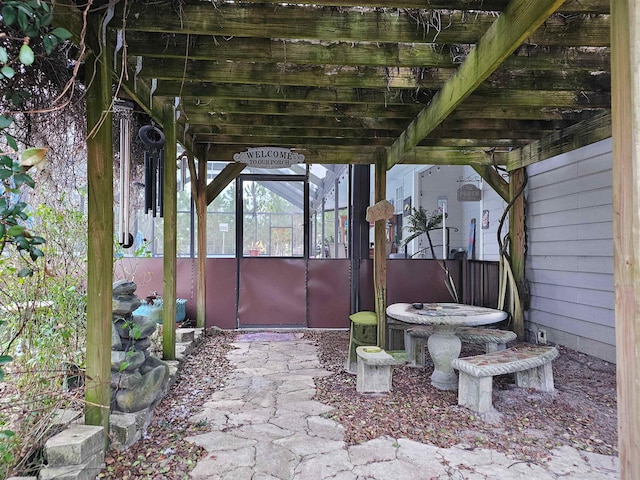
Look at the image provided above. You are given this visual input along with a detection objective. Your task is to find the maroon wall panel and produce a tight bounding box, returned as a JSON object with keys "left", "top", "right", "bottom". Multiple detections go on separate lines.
{"left": 358, "top": 259, "right": 462, "bottom": 310}
{"left": 205, "top": 258, "right": 238, "bottom": 329}
{"left": 118, "top": 258, "right": 237, "bottom": 329}
{"left": 307, "top": 259, "right": 351, "bottom": 328}
{"left": 358, "top": 260, "right": 375, "bottom": 312}
{"left": 122, "top": 257, "right": 461, "bottom": 330}
{"left": 117, "top": 257, "right": 195, "bottom": 310}
{"left": 387, "top": 259, "right": 462, "bottom": 304}
{"left": 238, "top": 258, "right": 306, "bottom": 327}
{"left": 117, "top": 257, "right": 164, "bottom": 303}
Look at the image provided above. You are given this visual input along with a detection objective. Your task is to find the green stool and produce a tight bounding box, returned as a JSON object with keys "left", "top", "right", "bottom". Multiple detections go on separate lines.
{"left": 345, "top": 311, "right": 378, "bottom": 374}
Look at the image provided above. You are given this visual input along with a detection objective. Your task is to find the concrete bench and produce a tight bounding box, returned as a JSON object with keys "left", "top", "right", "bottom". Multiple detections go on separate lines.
{"left": 355, "top": 346, "right": 399, "bottom": 393}
{"left": 405, "top": 326, "right": 517, "bottom": 366}
{"left": 451, "top": 344, "right": 559, "bottom": 413}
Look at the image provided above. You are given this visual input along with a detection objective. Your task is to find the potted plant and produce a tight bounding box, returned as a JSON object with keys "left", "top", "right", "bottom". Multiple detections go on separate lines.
{"left": 248, "top": 241, "right": 265, "bottom": 256}
{"left": 401, "top": 206, "right": 443, "bottom": 259}
{"left": 401, "top": 206, "right": 459, "bottom": 302}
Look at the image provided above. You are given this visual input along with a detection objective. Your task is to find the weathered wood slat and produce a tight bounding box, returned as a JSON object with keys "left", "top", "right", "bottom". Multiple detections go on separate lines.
{"left": 506, "top": 111, "right": 612, "bottom": 170}
{"left": 124, "top": 4, "right": 610, "bottom": 46}
{"left": 176, "top": 95, "right": 607, "bottom": 129}
{"left": 157, "top": 82, "right": 434, "bottom": 105}
{"left": 138, "top": 59, "right": 609, "bottom": 92}
{"left": 181, "top": 101, "right": 422, "bottom": 119}
{"left": 196, "top": 130, "right": 547, "bottom": 146}
{"left": 124, "top": 33, "right": 611, "bottom": 70}
{"left": 186, "top": 114, "right": 411, "bottom": 130}
{"left": 200, "top": 144, "right": 505, "bottom": 165}
{"left": 140, "top": 59, "right": 451, "bottom": 89}
{"left": 179, "top": 108, "right": 597, "bottom": 131}
{"left": 191, "top": 118, "right": 569, "bottom": 137}
{"left": 179, "top": 90, "right": 608, "bottom": 113}
{"left": 387, "top": 0, "right": 566, "bottom": 168}
{"left": 155, "top": 74, "right": 609, "bottom": 106}
{"left": 160, "top": 73, "right": 607, "bottom": 107}
{"left": 508, "top": 168, "right": 526, "bottom": 338}
{"left": 123, "top": 0, "right": 608, "bottom": 13}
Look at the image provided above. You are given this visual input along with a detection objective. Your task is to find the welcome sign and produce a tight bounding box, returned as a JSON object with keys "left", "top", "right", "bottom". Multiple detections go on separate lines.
{"left": 233, "top": 147, "right": 305, "bottom": 168}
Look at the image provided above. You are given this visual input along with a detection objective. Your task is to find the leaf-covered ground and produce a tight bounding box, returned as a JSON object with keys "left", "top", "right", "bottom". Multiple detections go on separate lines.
{"left": 309, "top": 330, "right": 618, "bottom": 463}
{"left": 97, "top": 329, "right": 617, "bottom": 479}
{"left": 99, "top": 331, "right": 235, "bottom": 480}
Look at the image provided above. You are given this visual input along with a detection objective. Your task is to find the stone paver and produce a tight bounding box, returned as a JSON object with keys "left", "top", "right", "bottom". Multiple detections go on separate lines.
{"left": 187, "top": 334, "right": 619, "bottom": 479}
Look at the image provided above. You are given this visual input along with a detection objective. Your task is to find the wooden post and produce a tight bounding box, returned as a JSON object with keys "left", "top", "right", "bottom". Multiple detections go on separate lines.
{"left": 373, "top": 148, "right": 388, "bottom": 348}
{"left": 162, "top": 103, "right": 177, "bottom": 360}
{"left": 611, "top": 1, "right": 640, "bottom": 478}
{"left": 195, "top": 145, "right": 208, "bottom": 328}
{"left": 84, "top": 28, "right": 113, "bottom": 431}
{"left": 508, "top": 168, "right": 526, "bottom": 339}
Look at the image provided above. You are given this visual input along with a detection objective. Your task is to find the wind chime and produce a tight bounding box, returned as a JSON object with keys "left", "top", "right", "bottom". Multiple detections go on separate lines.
{"left": 138, "top": 124, "right": 166, "bottom": 218}
{"left": 117, "top": 106, "right": 134, "bottom": 248}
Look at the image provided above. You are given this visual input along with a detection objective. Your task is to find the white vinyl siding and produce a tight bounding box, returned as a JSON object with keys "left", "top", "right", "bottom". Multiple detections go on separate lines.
{"left": 525, "top": 138, "right": 615, "bottom": 363}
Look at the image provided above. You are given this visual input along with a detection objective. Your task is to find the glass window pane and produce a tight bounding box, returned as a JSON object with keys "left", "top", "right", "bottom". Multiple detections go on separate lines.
{"left": 308, "top": 164, "right": 350, "bottom": 259}
{"left": 242, "top": 180, "right": 304, "bottom": 257}
{"left": 206, "top": 181, "right": 236, "bottom": 257}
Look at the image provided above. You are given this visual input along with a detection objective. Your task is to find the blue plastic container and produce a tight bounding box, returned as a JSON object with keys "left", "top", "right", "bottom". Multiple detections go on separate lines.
{"left": 140, "top": 298, "right": 187, "bottom": 324}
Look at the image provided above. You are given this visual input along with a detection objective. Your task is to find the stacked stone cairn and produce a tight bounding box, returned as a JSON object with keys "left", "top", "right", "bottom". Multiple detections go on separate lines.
{"left": 111, "top": 280, "right": 170, "bottom": 431}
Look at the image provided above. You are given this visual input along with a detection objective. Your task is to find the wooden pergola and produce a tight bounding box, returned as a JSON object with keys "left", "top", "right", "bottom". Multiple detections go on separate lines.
{"left": 53, "top": 0, "right": 639, "bottom": 477}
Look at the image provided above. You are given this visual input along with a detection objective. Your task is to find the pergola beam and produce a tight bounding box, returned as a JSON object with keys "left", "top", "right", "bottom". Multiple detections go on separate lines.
{"left": 124, "top": 4, "right": 609, "bottom": 47}
{"left": 206, "top": 161, "right": 246, "bottom": 205}
{"left": 198, "top": 145, "right": 506, "bottom": 165}
{"left": 125, "top": 33, "right": 611, "bottom": 71}
{"left": 387, "top": 0, "right": 566, "bottom": 169}
{"left": 139, "top": 59, "right": 608, "bottom": 92}
{"left": 472, "top": 165, "right": 509, "bottom": 202}
{"left": 506, "top": 111, "right": 612, "bottom": 170}
{"left": 175, "top": 88, "right": 608, "bottom": 110}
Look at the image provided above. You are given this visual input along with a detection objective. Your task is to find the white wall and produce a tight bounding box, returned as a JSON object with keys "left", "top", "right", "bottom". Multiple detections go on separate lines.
{"left": 377, "top": 164, "right": 423, "bottom": 252}
{"left": 479, "top": 175, "right": 508, "bottom": 261}
{"left": 525, "top": 138, "right": 615, "bottom": 363}
{"left": 417, "top": 165, "right": 466, "bottom": 256}
{"left": 389, "top": 164, "right": 508, "bottom": 260}
{"left": 456, "top": 165, "right": 508, "bottom": 261}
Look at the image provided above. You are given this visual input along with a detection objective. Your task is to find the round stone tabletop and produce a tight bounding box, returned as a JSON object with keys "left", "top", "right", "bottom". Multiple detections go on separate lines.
{"left": 386, "top": 302, "right": 507, "bottom": 327}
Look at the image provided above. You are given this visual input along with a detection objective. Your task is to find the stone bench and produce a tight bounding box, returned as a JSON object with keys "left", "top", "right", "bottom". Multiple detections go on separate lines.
{"left": 405, "top": 326, "right": 517, "bottom": 366}
{"left": 355, "top": 346, "right": 399, "bottom": 393}
{"left": 451, "top": 344, "right": 559, "bottom": 413}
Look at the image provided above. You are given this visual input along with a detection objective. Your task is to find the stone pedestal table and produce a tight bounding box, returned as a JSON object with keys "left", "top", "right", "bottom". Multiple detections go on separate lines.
{"left": 386, "top": 303, "right": 508, "bottom": 390}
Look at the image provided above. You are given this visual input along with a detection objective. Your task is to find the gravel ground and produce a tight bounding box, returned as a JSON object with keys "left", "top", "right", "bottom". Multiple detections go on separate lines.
{"left": 98, "top": 329, "right": 618, "bottom": 479}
